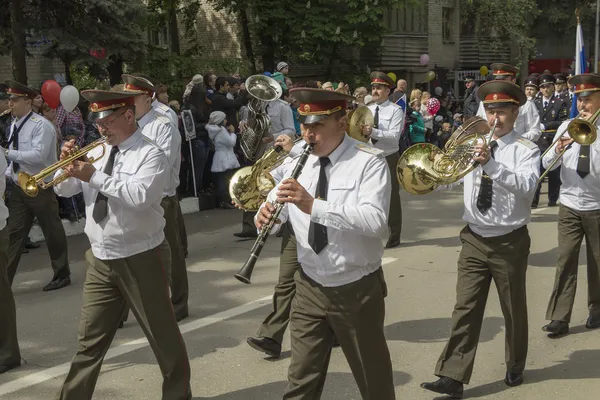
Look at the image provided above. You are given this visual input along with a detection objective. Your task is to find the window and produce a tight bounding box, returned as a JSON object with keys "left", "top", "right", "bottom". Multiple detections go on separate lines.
{"left": 383, "top": 3, "right": 428, "bottom": 34}
{"left": 148, "top": 26, "right": 169, "bottom": 47}
{"left": 442, "top": 7, "right": 454, "bottom": 41}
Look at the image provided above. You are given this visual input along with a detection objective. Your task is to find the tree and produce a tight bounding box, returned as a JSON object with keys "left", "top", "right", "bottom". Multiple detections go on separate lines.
{"left": 207, "top": 0, "right": 406, "bottom": 77}
{"left": 10, "top": 0, "right": 27, "bottom": 84}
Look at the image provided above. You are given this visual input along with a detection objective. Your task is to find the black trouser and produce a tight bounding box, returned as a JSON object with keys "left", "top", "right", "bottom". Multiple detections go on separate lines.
{"left": 533, "top": 164, "right": 561, "bottom": 206}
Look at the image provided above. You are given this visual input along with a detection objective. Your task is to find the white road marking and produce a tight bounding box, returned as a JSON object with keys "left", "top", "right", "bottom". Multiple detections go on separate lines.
{"left": 0, "top": 257, "right": 399, "bottom": 396}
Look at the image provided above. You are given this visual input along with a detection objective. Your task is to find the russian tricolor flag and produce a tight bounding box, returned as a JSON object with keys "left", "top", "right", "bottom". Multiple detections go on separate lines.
{"left": 572, "top": 19, "right": 587, "bottom": 118}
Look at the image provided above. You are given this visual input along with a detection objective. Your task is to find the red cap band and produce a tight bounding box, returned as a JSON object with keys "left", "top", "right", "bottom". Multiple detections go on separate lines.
{"left": 483, "top": 93, "right": 519, "bottom": 104}
{"left": 90, "top": 96, "right": 136, "bottom": 113}
{"left": 371, "top": 78, "right": 390, "bottom": 86}
{"left": 124, "top": 83, "right": 154, "bottom": 95}
{"left": 298, "top": 100, "right": 347, "bottom": 116}
{"left": 493, "top": 70, "right": 516, "bottom": 76}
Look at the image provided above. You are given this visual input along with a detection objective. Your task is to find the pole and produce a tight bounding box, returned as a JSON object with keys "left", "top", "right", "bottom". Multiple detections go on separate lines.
{"left": 188, "top": 140, "right": 198, "bottom": 198}
{"left": 596, "top": 0, "right": 600, "bottom": 73}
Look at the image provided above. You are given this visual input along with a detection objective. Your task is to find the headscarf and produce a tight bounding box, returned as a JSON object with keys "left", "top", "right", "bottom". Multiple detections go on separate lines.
{"left": 208, "top": 111, "right": 226, "bottom": 125}
{"left": 183, "top": 74, "right": 203, "bottom": 101}
{"left": 277, "top": 62, "right": 289, "bottom": 72}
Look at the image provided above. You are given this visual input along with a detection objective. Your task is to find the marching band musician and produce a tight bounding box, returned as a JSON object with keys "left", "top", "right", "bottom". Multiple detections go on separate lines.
{"left": 477, "top": 63, "right": 542, "bottom": 142}
{"left": 542, "top": 73, "right": 600, "bottom": 336}
{"left": 1, "top": 80, "right": 71, "bottom": 291}
{"left": 122, "top": 74, "right": 189, "bottom": 322}
{"left": 421, "top": 81, "right": 540, "bottom": 398}
{"left": 255, "top": 88, "right": 395, "bottom": 399}
{"left": 532, "top": 74, "right": 569, "bottom": 208}
{"left": 363, "top": 71, "right": 404, "bottom": 248}
{"left": 524, "top": 76, "right": 539, "bottom": 101}
{"left": 54, "top": 90, "right": 191, "bottom": 400}
{"left": 0, "top": 153, "right": 21, "bottom": 374}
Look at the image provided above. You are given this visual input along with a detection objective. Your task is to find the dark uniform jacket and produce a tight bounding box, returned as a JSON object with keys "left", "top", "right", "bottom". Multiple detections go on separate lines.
{"left": 463, "top": 85, "right": 480, "bottom": 118}
{"left": 534, "top": 95, "right": 569, "bottom": 152}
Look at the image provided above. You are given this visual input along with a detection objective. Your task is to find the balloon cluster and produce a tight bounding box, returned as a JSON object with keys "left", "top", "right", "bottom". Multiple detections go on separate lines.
{"left": 41, "top": 80, "right": 80, "bottom": 112}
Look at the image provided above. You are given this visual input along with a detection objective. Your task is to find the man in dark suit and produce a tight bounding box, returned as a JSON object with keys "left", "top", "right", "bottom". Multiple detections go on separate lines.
{"left": 533, "top": 74, "right": 569, "bottom": 207}
{"left": 463, "top": 75, "right": 480, "bottom": 118}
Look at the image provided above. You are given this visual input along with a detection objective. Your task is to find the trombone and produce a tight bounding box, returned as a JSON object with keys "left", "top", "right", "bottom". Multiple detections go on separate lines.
{"left": 538, "top": 109, "right": 599, "bottom": 182}
{"left": 18, "top": 137, "right": 107, "bottom": 197}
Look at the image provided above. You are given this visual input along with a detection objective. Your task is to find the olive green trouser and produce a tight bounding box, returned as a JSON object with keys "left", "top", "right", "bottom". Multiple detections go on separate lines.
{"left": 435, "top": 225, "right": 530, "bottom": 384}
{"left": 256, "top": 223, "right": 298, "bottom": 343}
{"left": 0, "top": 226, "right": 21, "bottom": 367}
{"left": 284, "top": 268, "right": 395, "bottom": 400}
{"left": 56, "top": 241, "right": 191, "bottom": 400}
{"left": 546, "top": 205, "right": 600, "bottom": 322}
{"left": 6, "top": 184, "right": 70, "bottom": 284}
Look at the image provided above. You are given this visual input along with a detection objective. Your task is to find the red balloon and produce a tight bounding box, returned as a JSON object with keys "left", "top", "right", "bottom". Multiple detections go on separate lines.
{"left": 41, "top": 80, "right": 61, "bottom": 109}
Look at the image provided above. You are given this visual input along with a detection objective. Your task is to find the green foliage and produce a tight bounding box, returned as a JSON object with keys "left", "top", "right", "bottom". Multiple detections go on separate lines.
{"left": 535, "top": 0, "right": 596, "bottom": 34}
{"left": 70, "top": 66, "right": 104, "bottom": 90}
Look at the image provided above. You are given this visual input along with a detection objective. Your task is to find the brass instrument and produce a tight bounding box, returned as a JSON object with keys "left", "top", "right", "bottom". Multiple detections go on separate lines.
{"left": 18, "top": 137, "right": 107, "bottom": 197}
{"left": 1, "top": 109, "right": 12, "bottom": 117}
{"left": 397, "top": 117, "right": 496, "bottom": 194}
{"left": 229, "top": 137, "right": 304, "bottom": 211}
{"left": 347, "top": 106, "right": 373, "bottom": 143}
{"left": 240, "top": 75, "right": 283, "bottom": 162}
{"left": 235, "top": 143, "right": 314, "bottom": 284}
{"left": 538, "top": 109, "right": 599, "bottom": 182}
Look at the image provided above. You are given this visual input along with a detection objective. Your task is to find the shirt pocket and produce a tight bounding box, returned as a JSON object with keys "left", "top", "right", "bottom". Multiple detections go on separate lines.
{"left": 329, "top": 179, "right": 357, "bottom": 202}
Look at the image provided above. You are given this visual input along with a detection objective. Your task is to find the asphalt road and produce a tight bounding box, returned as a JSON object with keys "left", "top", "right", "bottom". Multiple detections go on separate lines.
{"left": 1, "top": 186, "right": 598, "bottom": 399}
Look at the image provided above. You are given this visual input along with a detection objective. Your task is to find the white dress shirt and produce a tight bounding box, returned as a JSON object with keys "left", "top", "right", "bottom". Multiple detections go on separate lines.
{"left": 259, "top": 135, "right": 391, "bottom": 287}
{"left": 477, "top": 100, "right": 542, "bottom": 142}
{"left": 5, "top": 112, "right": 58, "bottom": 183}
{"left": 543, "top": 119, "right": 600, "bottom": 211}
{"left": 138, "top": 108, "right": 181, "bottom": 197}
{"left": 152, "top": 100, "right": 178, "bottom": 128}
{"left": 463, "top": 131, "right": 540, "bottom": 237}
{"left": 0, "top": 155, "right": 8, "bottom": 231}
{"left": 367, "top": 100, "right": 404, "bottom": 156}
{"left": 267, "top": 99, "right": 295, "bottom": 139}
{"left": 54, "top": 130, "right": 169, "bottom": 260}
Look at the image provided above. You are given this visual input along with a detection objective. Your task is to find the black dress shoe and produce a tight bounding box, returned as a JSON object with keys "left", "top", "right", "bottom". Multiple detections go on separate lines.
{"left": 504, "top": 372, "right": 523, "bottom": 387}
{"left": 385, "top": 236, "right": 401, "bottom": 249}
{"left": 176, "top": 313, "right": 189, "bottom": 322}
{"left": 43, "top": 276, "right": 71, "bottom": 292}
{"left": 421, "top": 377, "right": 463, "bottom": 399}
{"left": 246, "top": 336, "right": 281, "bottom": 358}
{"left": 585, "top": 315, "right": 600, "bottom": 329}
{"left": 234, "top": 231, "right": 258, "bottom": 239}
{"left": 25, "top": 239, "right": 40, "bottom": 249}
{"left": 0, "top": 361, "right": 21, "bottom": 374}
{"left": 332, "top": 336, "right": 340, "bottom": 347}
{"left": 542, "top": 320, "right": 569, "bottom": 336}
{"left": 548, "top": 201, "right": 558, "bottom": 207}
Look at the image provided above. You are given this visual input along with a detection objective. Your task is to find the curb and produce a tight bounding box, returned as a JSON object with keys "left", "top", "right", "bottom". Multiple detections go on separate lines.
{"left": 29, "top": 197, "right": 201, "bottom": 243}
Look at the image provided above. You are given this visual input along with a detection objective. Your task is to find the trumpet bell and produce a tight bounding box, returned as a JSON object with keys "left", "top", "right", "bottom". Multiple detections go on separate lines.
{"left": 229, "top": 166, "right": 276, "bottom": 212}
{"left": 347, "top": 106, "right": 373, "bottom": 143}
{"left": 567, "top": 119, "right": 597, "bottom": 146}
{"left": 17, "top": 172, "right": 38, "bottom": 197}
{"left": 397, "top": 143, "right": 445, "bottom": 195}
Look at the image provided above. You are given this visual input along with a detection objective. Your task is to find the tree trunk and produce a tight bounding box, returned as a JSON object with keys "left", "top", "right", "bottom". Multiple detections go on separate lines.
{"left": 325, "top": 43, "right": 339, "bottom": 81}
{"left": 107, "top": 55, "right": 124, "bottom": 86}
{"left": 239, "top": 9, "right": 256, "bottom": 74}
{"left": 260, "top": 34, "right": 275, "bottom": 73}
{"left": 167, "top": 4, "right": 181, "bottom": 56}
{"left": 64, "top": 58, "right": 73, "bottom": 85}
{"left": 10, "top": 0, "right": 27, "bottom": 84}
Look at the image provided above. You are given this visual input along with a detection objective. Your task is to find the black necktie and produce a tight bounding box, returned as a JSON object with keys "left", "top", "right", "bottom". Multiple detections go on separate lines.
{"left": 476, "top": 141, "right": 498, "bottom": 214}
{"left": 92, "top": 146, "right": 119, "bottom": 223}
{"left": 308, "top": 157, "right": 330, "bottom": 254}
{"left": 577, "top": 145, "right": 591, "bottom": 179}
{"left": 371, "top": 106, "right": 380, "bottom": 144}
{"left": 10, "top": 112, "right": 33, "bottom": 173}
{"left": 544, "top": 101, "right": 548, "bottom": 109}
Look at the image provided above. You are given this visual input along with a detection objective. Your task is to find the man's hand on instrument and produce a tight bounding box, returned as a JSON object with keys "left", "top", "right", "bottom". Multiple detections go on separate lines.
{"left": 262, "top": 135, "right": 274, "bottom": 144}
{"left": 60, "top": 139, "right": 77, "bottom": 161}
{"left": 362, "top": 124, "right": 372, "bottom": 137}
{"left": 473, "top": 143, "right": 491, "bottom": 165}
{"left": 274, "top": 135, "right": 293, "bottom": 152}
{"left": 277, "top": 178, "right": 314, "bottom": 215}
{"left": 556, "top": 136, "right": 574, "bottom": 154}
{"left": 65, "top": 160, "right": 96, "bottom": 183}
{"left": 239, "top": 120, "right": 247, "bottom": 133}
{"left": 255, "top": 202, "right": 279, "bottom": 230}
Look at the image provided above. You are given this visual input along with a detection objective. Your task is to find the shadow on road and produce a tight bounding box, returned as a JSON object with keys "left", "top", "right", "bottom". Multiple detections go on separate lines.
{"left": 191, "top": 370, "right": 412, "bottom": 400}
{"left": 385, "top": 317, "right": 504, "bottom": 343}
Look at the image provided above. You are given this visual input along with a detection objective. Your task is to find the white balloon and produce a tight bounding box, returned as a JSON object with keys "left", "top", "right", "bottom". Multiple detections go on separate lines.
{"left": 59, "top": 85, "right": 80, "bottom": 113}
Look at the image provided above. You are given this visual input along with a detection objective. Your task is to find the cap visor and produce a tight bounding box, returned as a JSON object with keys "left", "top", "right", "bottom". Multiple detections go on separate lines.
{"left": 88, "top": 109, "right": 116, "bottom": 122}
{"left": 300, "top": 114, "right": 329, "bottom": 124}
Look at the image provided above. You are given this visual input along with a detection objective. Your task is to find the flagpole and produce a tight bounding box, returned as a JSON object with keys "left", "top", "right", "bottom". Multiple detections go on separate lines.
{"left": 595, "top": 0, "right": 599, "bottom": 72}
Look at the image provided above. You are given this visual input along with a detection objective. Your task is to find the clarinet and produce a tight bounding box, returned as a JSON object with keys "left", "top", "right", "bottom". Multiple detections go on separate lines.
{"left": 234, "top": 142, "right": 315, "bottom": 284}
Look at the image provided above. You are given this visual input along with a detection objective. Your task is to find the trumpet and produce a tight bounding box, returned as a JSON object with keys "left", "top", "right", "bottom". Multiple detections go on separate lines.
{"left": 538, "top": 109, "right": 599, "bottom": 182}
{"left": 18, "top": 137, "right": 107, "bottom": 197}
